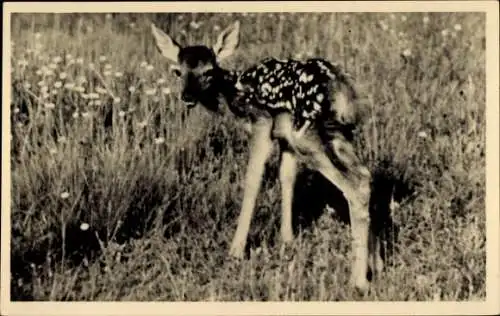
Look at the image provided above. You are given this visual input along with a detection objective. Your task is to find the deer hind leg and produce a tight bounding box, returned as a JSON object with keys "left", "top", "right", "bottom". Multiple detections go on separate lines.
{"left": 229, "top": 118, "right": 274, "bottom": 259}
{"left": 329, "top": 133, "right": 383, "bottom": 276}
{"left": 292, "top": 131, "right": 371, "bottom": 293}
{"left": 272, "top": 112, "right": 296, "bottom": 147}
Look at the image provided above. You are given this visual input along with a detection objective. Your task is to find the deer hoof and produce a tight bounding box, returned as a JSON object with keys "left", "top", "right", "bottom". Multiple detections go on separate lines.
{"left": 351, "top": 275, "right": 370, "bottom": 295}
{"left": 229, "top": 243, "right": 245, "bottom": 259}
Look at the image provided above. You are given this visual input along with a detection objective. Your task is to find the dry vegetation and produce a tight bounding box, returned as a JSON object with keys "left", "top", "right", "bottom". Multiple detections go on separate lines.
{"left": 9, "top": 12, "right": 485, "bottom": 301}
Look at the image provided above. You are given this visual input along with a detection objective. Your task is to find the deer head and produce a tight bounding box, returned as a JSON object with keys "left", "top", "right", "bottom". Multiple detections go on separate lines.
{"left": 151, "top": 21, "right": 240, "bottom": 113}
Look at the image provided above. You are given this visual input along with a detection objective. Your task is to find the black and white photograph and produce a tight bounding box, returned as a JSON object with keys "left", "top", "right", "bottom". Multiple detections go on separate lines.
{"left": 2, "top": 1, "right": 499, "bottom": 315}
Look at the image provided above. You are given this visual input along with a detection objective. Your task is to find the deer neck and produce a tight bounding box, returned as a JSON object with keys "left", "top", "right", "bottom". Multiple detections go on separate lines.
{"left": 216, "top": 67, "right": 242, "bottom": 115}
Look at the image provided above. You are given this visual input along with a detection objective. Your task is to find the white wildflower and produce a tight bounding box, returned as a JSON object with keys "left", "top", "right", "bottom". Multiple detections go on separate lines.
{"left": 189, "top": 21, "right": 201, "bottom": 29}
{"left": 73, "top": 86, "right": 85, "bottom": 93}
{"left": 64, "top": 82, "right": 75, "bottom": 89}
{"left": 417, "top": 131, "right": 428, "bottom": 138}
{"left": 60, "top": 191, "right": 70, "bottom": 199}
{"left": 95, "top": 87, "right": 107, "bottom": 95}
{"left": 154, "top": 137, "right": 165, "bottom": 144}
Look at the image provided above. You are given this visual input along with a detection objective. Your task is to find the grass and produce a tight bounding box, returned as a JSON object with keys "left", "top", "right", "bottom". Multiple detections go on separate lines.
{"left": 9, "top": 12, "right": 485, "bottom": 301}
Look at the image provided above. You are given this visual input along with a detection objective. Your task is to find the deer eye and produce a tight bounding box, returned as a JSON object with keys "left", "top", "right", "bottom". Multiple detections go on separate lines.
{"left": 172, "top": 69, "right": 182, "bottom": 77}
{"left": 198, "top": 74, "right": 213, "bottom": 88}
{"left": 170, "top": 65, "right": 182, "bottom": 77}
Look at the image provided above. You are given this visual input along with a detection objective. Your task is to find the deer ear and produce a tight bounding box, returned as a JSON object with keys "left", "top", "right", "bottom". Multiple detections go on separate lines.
{"left": 151, "top": 23, "right": 181, "bottom": 64}
{"left": 213, "top": 21, "right": 240, "bottom": 61}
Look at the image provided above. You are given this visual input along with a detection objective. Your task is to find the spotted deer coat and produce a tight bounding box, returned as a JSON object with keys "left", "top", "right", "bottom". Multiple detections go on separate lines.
{"left": 233, "top": 57, "right": 357, "bottom": 128}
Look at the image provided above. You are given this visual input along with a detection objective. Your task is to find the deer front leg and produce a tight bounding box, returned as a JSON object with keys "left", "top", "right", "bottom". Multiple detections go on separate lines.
{"left": 279, "top": 148, "right": 297, "bottom": 243}
{"left": 229, "top": 118, "right": 274, "bottom": 259}
{"left": 293, "top": 132, "right": 371, "bottom": 293}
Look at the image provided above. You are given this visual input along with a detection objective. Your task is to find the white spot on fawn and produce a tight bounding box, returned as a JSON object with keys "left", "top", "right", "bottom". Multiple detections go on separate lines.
{"left": 261, "top": 82, "right": 272, "bottom": 93}
{"left": 235, "top": 81, "right": 244, "bottom": 91}
{"left": 299, "top": 72, "right": 314, "bottom": 83}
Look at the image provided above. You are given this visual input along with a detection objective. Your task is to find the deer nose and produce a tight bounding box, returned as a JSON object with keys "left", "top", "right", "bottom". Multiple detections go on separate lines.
{"left": 181, "top": 92, "right": 196, "bottom": 104}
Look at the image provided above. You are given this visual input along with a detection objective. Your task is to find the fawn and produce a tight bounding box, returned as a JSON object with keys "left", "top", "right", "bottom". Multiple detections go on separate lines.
{"left": 151, "top": 20, "right": 382, "bottom": 293}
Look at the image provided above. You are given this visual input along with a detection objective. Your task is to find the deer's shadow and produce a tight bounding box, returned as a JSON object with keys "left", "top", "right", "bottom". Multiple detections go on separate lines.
{"left": 248, "top": 164, "right": 414, "bottom": 264}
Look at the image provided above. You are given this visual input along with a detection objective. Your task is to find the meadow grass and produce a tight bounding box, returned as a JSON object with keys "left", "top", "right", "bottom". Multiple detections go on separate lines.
{"left": 9, "top": 12, "right": 485, "bottom": 301}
